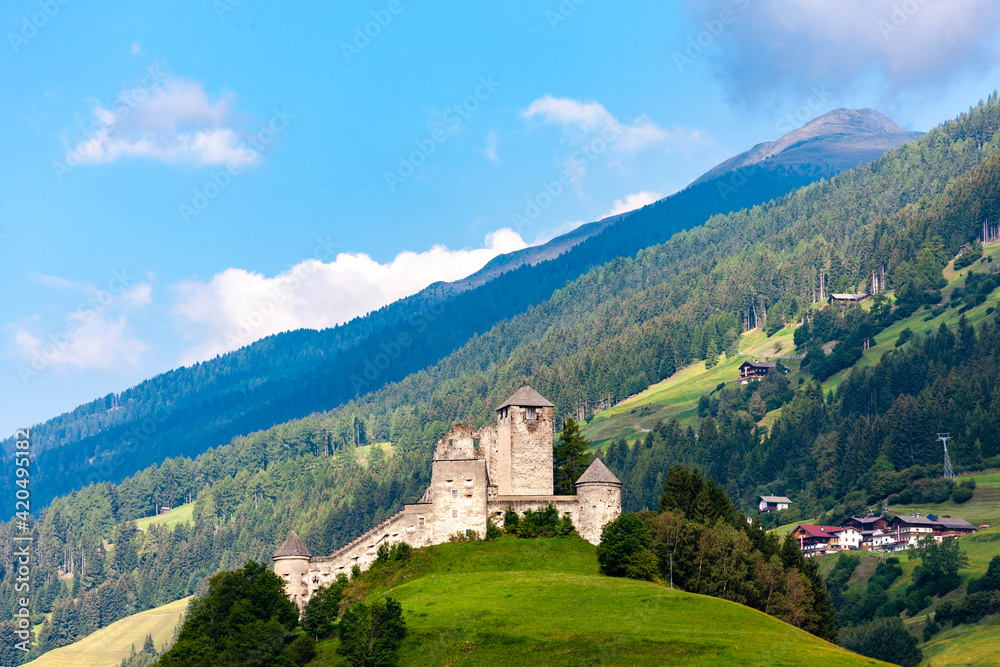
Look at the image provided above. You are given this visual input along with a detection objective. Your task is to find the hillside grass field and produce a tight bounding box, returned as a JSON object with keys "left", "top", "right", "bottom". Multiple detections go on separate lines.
{"left": 24, "top": 596, "right": 189, "bottom": 667}
{"left": 135, "top": 502, "right": 194, "bottom": 531}
{"left": 311, "top": 537, "right": 891, "bottom": 667}
{"left": 582, "top": 241, "right": 1000, "bottom": 450}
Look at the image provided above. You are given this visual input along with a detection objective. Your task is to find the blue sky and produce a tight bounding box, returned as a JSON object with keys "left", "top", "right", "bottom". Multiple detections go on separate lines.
{"left": 3, "top": 0, "right": 1000, "bottom": 436}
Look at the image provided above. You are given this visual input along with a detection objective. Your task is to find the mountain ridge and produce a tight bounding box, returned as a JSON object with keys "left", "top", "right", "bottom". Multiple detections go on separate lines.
{"left": 691, "top": 107, "right": 922, "bottom": 186}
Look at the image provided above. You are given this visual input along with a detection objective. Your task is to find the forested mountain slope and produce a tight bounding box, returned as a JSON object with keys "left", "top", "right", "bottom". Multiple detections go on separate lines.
{"left": 3, "top": 112, "right": 865, "bottom": 511}
{"left": 3, "top": 96, "right": 1000, "bottom": 663}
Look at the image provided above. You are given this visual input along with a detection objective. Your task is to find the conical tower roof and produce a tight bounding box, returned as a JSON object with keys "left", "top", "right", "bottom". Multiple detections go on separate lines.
{"left": 575, "top": 458, "right": 621, "bottom": 486}
{"left": 273, "top": 530, "right": 312, "bottom": 559}
{"left": 497, "top": 385, "right": 554, "bottom": 410}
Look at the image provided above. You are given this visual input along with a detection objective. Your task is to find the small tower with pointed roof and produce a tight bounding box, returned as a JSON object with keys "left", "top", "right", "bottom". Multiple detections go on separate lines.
{"left": 272, "top": 530, "right": 312, "bottom": 611}
{"left": 574, "top": 458, "right": 622, "bottom": 544}
{"left": 492, "top": 385, "right": 555, "bottom": 496}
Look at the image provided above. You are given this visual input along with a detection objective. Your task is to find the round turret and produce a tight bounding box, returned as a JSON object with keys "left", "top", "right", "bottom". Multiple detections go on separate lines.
{"left": 272, "top": 530, "right": 312, "bottom": 611}
{"left": 574, "top": 458, "right": 622, "bottom": 545}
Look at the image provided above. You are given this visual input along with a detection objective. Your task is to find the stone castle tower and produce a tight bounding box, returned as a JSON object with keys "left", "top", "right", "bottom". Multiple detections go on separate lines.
{"left": 274, "top": 386, "right": 621, "bottom": 611}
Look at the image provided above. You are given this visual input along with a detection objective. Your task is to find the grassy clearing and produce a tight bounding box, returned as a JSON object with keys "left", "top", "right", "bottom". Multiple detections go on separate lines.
{"left": 135, "top": 503, "right": 194, "bottom": 531}
{"left": 582, "top": 327, "right": 800, "bottom": 447}
{"left": 312, "top": 538, "right": 890, "bottom": 667}
{"left": 25, "top": 596, "right": 189, "bottom": 667}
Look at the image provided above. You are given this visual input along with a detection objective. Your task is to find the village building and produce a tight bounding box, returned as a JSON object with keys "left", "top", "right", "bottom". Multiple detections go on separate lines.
{"left": 739, "top": 360, "right": 776, "bottom": 383}
{"left": 758, "top": 495, "right": 792, "bottom": 512}
{"left": 791, "top": 525, "right": 844, "bottom": 558}
{"left": 842, "top": 515, "right": 890, "bottom": 532}
{"left": 836, "top": 526, "right": 862, "bottom": 550}
{"left": 274, "top": 385, "right": 622, "bottom": 611}
{"left": 828, "top": 293, "right": 871, "bottom": 305}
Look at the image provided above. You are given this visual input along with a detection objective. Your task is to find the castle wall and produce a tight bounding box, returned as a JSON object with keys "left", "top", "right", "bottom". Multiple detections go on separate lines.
{"left": 488, "top": 495, "right": 582, "bottom": 535}
{"left": 507, "top": 405, "right": 554, "bottom": 496}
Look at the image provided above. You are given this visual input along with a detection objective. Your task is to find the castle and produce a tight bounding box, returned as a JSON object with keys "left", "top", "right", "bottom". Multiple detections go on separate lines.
{"left": 273, "top": 385, "right": 622, "bottom": 610}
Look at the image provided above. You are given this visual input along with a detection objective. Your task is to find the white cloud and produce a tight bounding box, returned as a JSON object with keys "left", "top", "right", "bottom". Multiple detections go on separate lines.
{"left": 13, "top": 314, "right": 148, "bottom": 373}
{"left": 608, "top": 191, "right": 662, "bottom": 216}
{"left": 67, "top": 77, "right": 260, "bottom": 167}
{"left": 172, "top": 229, "right": 529, "bottom": 364}
{"left": 480, "top": 129, "right": 501, "bottom": 164}
{"left": 684, "top": 0, "right": 1000, "bottom": 102}
{"left": 522, "top": 94, "right": 712, "bottom": 153}
{"left": 130, "top": 41, "right": 142, "bottom": 55}
{"left": 8, "top": 275, "right": 153, "bottom": 375}
{"left": 533, "top": 191, "right": 664, "bottom": 244}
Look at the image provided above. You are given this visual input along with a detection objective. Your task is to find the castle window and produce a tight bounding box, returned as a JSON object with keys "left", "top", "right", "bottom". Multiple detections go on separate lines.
{"left": 451, "top": 489, "right": 459, "bottom": 499}
{"left": 418, "top": 516, "right": 425, "bottom": 527}
{"left": 525, "top": 407, "right": 537, "bottom": 421}
{"left": 452, "top": 509, "right": 459, "bottom": 519}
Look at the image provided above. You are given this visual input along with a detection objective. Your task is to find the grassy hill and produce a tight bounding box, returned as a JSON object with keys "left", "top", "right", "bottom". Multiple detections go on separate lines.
{"left": 24, "top": 596, "right": 189, "bottom": 667}
{"left": 310, "top": 537, "right": 890, "bottom": 667}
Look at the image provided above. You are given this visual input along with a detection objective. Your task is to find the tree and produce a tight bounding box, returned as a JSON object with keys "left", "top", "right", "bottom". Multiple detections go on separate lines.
{"left": 839, "top": 617, "right": 922, "bottom": 667}
{"left": 338, "top": 597, "right": 406, "bottom": 667}
{"left": 553, "top": 418, "right": 592, "bottom": 495}
{"left": 157, "top": 560, "right": 305, "bottom": 667}
{"left": 303, "top": 581, "right": 344, "bottom": 640}
{"left": 598, "top": 513, "right": 657, "bottom": 579}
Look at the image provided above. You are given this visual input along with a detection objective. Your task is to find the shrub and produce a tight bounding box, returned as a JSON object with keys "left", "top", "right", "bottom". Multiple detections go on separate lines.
{"left": 839, "top": 617, "right": 922, "bottom": 667}
{"left": 339, "top": 597, "right": 406, "bottom": 667}
{"left": 952, "top": 486, "right": 974, "bottom": 503}
{"left": 598, "top": 513, "right": 655, "bottom": 579}
{"left": 302, "top": 582, "right": 343, "bottom": 639}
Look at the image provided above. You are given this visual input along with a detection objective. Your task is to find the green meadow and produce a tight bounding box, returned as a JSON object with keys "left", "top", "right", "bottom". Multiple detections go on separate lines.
{"left": 311, "top": 537, "right": 890, "bottom": 667}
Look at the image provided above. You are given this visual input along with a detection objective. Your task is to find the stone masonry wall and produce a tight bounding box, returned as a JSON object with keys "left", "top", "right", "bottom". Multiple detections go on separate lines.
{"left": 508, "top": 405, "right": 554, "bottom": 496}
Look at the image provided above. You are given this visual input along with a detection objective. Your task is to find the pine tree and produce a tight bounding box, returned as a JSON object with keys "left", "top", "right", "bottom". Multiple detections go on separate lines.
{"left": 553, "top": 418, "right": 592, "bottom": 495}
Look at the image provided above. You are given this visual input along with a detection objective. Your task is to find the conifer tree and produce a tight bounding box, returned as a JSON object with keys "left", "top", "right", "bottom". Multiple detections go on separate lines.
{"left": 553, "top": 418, "right": 592, "bottom": 495}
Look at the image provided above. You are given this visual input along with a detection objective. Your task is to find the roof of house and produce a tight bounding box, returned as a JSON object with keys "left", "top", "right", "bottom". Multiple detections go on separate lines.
{"left": 274, "top": 530, "right": 312, "bottom": 558}
{"left": 740, "top": 360, "right": 777, "bottom": 369}
{"left": 795, "top": 525, "right": 844, "bottom": 538}
{"left": 760, "top": 495, "right": 792, "bottom": 504}
{"left": 576, "top": 458, "right": 622, "bottom": 486}
{"left": 845, "top": 516, "right": 887, "bottom": 526}
{"left": 830, "top": 293, "right": 870, "bottom": 301}
{"left": 497, "top": 385, "right": 555, "bottom": 410}
{"left": 936, "top": 517, "right": 977, "bottom": 530}
{"left": 890, "top": 514, "right": 937, "bottom": 526}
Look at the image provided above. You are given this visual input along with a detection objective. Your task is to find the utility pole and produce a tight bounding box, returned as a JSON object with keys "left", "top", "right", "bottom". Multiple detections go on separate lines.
{"left": 938, "top": 433, "right": 955, "bottom": 481}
